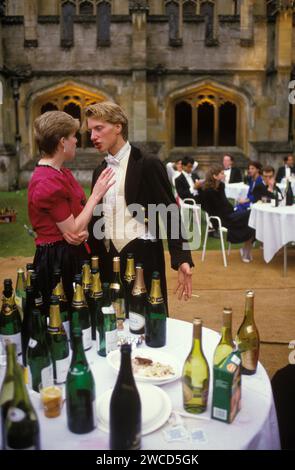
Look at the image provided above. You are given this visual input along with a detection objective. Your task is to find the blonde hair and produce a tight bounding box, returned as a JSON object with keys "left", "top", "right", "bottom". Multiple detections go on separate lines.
{"left": 203, "top": 164, "right": 224, "bottom": 190}
{"left": 34, "top": 111, "right": 80, "bottom": 156}
{"left": 84, "top": 101, "right": 128, "bottom": 140}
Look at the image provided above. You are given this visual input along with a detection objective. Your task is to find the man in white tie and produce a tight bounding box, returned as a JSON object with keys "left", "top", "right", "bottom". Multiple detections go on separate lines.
{"left": 223, "top": 154, "right": 242, "bottom": 184}
{"left": 85, "top": 102, "right": 194, "bottom": 312}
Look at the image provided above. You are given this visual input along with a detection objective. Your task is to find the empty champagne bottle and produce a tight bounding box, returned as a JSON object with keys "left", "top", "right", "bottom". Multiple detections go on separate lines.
{"left": 110, "top": 344, "right": 141, "bottom": 450}
{"left": 110, "top": 257, "right": 125, "bottom": 330}
{"left": 89, "top": 269, "right": 103, "bottom": 341}
{"left": 0, "top": 279, "right": 22, "bottom": 357}
{"left": 124, "top": 253, "right": 135, "bottom": 319}
{"left": 3, "top": 363, "right": 40, "bottom": 449}
{"left": 52, "top": 269, "right": 70, "bottom": 340}
{"left": 27, "top": 309, "right": 53, "bottom": 392}
{"left": 213, "top": 307, "right": 235, "bottom": 367}
{"left": 101, "top": 305, "right": 118, "bottom": 356}
{"left": 15, "top": 268, "right": 26, "bottom": 321}
{"left": 0, "top": 343, "right": 17, "bottom": 449}
{"left": 145, "top": 272, "right": 166, "bottom": 347}
{"left": 129, "top": 263, "right": 147, "bottom": 335}
{"left": 236, "top": 290, "right": 260, "bottom": 375}
{"left": 182, "top": 318, "right": 210, "bottom": 414}
{"left": 71, "top": 274, "right": 92, "bottom": 351}
{"left": 82, "top": 260, "right": 92, "bottom": 306}
{"left": 285, "top": 178, "right": 294, "bottom": 206}
{"left": 21, "top": 285, "right": 39, "bottom": 367}
{"left": 66, "top": 328, "right": 96, "bottom": 434}
{"left": 48, "top": 295, "right": 70, "bottom": 384}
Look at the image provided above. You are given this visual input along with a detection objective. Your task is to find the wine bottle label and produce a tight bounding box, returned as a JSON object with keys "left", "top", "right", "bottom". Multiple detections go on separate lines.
{"left": 148, "top": 296, "right": 164, "bottom": 305}
{"left": 35, "top": 297, "right": 43, "bottom": 307}
{"left": 82, "top": 327, "right": 92, "bottom": 350}
{"left": 129, "top": 312, "right": 145, "bottom": 331}
{"left": 28, "top": 338, "right": 38, "bottom": 349}
{"left": 110, "top": 283, "right": 121, "bottom": 290}
{"left": 241, "top": 349, "right": 259, "bottom": 371}
{"left": 124, "top": 275, "right": 135, "bottom": 283}
{"left": 0, "top": 332, "right": 22, "bottom": 356}
{"left": 105, "top": 329, "right": 118, "bottom": 354}
{"left": 183, "top": 383, "right": 209, "bottom": 404}
{"left": 55, "top": 355, "right": 71, "bottom": 383}
{"left": 7, "top": 407, "right": 26, "bottom": 422}
{"left": 48, "top": 326, "right": 60, "bottom": 333}
{"left": 63, "top": 320, "right": 70, "bottom": 340}
{"left": 41, "top": 364, "right": 54, "bottom": 387}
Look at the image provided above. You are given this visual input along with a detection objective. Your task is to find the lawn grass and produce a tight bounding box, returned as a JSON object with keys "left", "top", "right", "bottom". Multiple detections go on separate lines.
{"left": 0, "top": 188, "right": 239, "bottom": 258}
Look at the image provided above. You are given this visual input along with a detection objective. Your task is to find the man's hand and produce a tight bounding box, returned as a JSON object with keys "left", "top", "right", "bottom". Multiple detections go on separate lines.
{"left": 194, "top": 179, "right": 203, "bottom": 190}
{"left": 174, "top": 262, "right": 192, "bottom": 301}
{"left": 268, "top": 177, "right": 275, "bottom": 191}
{"left": 63, "top": 230, "right": 89, "bottom": 246}
{"left": 237, "top": 197, "right": 248, "bottom": 204}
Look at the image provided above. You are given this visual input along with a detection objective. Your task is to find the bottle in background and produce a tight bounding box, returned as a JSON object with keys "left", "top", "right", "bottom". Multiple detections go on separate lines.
{"left": 0, "top": 343, "right": 17, "bottom": 448}
{"left": 25, "top": 264, "right": 34, "bottom": 288}
{"left": 48, "top": 295, "right": 70, "bottom": 384}
{"left": 21, "top": 286, "right": 36, "bottom": 367}
{"left": 15, "top": 268, "right": 26, "bottom": 321}
{"left": 213, "top": 307, "right": 235, "bottom": 367}
{"left": 285, "top": 178, "right": 294, "bottom": 206}
{"left": 82, "top": 260, "right": 92, "bottom": 306}
{"left": 110, "top": 344, "right": 141, "bottom": 450}
{"left": 52, "top": 269, "right": 70, "bottom": 341}
{"left": 124, "top": 253, "right": 136, "bottom": 319}
{"left": 236, "top": 290, "right": 260, "bottom": 375}
{"left": 3, "top": 363, "right": 40, "bottom": 449}
{"left": 182, "top": 318, "right": 210, "bottom": 414}
{"left": 110, "top": 257, "right": 126, "bottom": 330}
{"left": 66, "top": 328, "right": 96, "bottom": 434}
{"left": 91, "top": 256, "right": 99, "bottom": 271}
{"left": 129, "top": 263, "right": 147, "bottom": 335}
{"left": 89, "top": 269, "right": 103, "bottom": 341}
{"left": 145, "top": 272, "right": 166, "bottom": 348}
{"left": 71, "top": 274, "right": 92, "bottom": 351}
{"left": 0, "top": 279, "right": 22, "bottom": 357}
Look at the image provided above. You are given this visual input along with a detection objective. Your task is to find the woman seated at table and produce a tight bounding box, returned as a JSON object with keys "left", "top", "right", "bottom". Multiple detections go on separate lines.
{"left": 28, "top": 111, "right": 114, "bottom": 311}
{"left": 235, "top": 161, "right": 263, "bottom": 212}
{"left": 200, "top": 165, "right": 255, "bottom": 263}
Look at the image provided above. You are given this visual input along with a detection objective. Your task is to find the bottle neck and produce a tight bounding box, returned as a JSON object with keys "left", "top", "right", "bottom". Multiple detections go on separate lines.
{"left": 53, "top": 280, "right": 66, "bottom": 300}
{"left": 244, "top": 295, "right": 254, "bottom": 322}
{"left": 49, "top": 304, "right": 62, "bottom": 328}
{"left": 71, "top": 335, "right": 88, "bottom": 365}
{"left": 1, "top": 293, "right": 16, "bottom": 315}
{"left": 5, "top": 344, "right": 17, "bottom": 379}
{"left": 16, "top": 272, "right": 25, "bottom": 290}
{"left": 117, "top": 349, "right": 135, "bottom": 384}
{"left": 125, "top": 259, "right": 135, "bottom": 283}
{"left": 82, "top": 265, "right": 91, "bottom": 288}
{"left": 149, "top": 279, "right": 163, "bottom": 304}
{"left": 191, "top": 322, "right": 203, "bottom": 355}
{"left": 91, "top": 272, "right": 102, "bottom": 297}
{"left": 73, "top": 284, "right": 87, "bottom": 307}
{"left": 132, "top": 268, "right": 147, "bottom": 295}
{"left": 13, "top": 363, "right": 31, "bottom": 408}
{"left": 31, "top": 312, "right": 46, "bottom": 341}
{"left": 221, "top": 312, "right": 233, "bottom": 344}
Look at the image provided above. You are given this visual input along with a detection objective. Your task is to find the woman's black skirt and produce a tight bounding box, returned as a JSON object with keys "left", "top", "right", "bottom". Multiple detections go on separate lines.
{"left": 223, "top": 211, "right": 255, "bottom": 244}
{"left": 33, "top": 241, "right": 89, "bottom": 313}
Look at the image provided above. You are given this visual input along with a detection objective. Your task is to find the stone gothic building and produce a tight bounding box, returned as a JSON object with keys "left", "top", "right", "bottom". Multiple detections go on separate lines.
{"left": 0, "top": 0, "right": 294, "bottom": 189}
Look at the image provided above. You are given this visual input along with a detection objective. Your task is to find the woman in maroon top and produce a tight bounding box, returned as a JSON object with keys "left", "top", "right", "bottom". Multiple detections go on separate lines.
{"left": 28, "top": 110, "right": 114, "bottom": 309}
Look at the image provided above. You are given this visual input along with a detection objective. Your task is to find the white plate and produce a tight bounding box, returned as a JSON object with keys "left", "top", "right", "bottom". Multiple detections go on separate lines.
{"left": 97, "top": 383, "right": 172, "bottom": 435}
{"left": 107, "top": 348, "right": 181, "bottom": 385}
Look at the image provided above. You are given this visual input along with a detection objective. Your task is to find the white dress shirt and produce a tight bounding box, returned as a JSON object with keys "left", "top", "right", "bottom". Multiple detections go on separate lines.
{"left": 224, "top": 168, "right": 232, "bottom": 184}
{"left": 183, "top": 170, "right": 198, "bottom": 196}
{"left": 103, "top": 140, "right": 131, "bottom": 209}
{"left": 285, "top": 165, "right": 291, "bottom": 179}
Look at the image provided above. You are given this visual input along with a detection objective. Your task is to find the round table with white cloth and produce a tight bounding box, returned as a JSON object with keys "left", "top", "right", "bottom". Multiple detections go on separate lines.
{"left": 225, "top": 183, "right": 249, "bottom": 201}
{"left": 0, "top": 318, "right": 280, "bottom": 450}
{"left": 249, "top": 202, "right": 295, "bottom": 263}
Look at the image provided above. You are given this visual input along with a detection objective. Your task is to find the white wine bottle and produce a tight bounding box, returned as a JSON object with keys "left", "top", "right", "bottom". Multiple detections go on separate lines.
{"left": 213, "top": 307, "right": 235, "bottom": 367}
{"left": 182, "top": 318, "right": 210, "bottom": 414}
{"left": 236, "top": 290, "right": 260, "bottom": 375}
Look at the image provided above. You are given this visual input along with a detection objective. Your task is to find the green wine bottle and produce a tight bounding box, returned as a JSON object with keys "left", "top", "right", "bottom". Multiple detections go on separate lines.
{"left": 21, "top": 285, "right": 38, "bottom": 367}
{"left": 71, "top": 274, "right": 92, "bottom": 351}
{"left": 0, "top": 279, "right": 22, "bottom": 357}
{"left": 124, "top": 253, "right": 135, "bottom": 319}
{"left": 31, "top": 272, "right": 45, "bottom": 319}
{"left": 15, "top": 268, "right": 26, "bottom": 321}
{"left": 27, "top": 309, "right": 53, "bottom": 392}
{"left": 82, "top": 260, "right": 92, "bottom": 306}
{"left": 0, "top": 343, "right": 17, "bottom": 449}
{"left": 48, "top": 295, "right": 70, "bottom": 384}
{"left": 236, "top": 290, "right": 260, "bottom": 375}
{"left": 129, "top": 263, "right": 147, "bottom": 335}
{"left": 66, "top": 328, "right": 96, "bottom": 434}
{"left": 4, "top": 362, "right": 40, "bottom": 449}
{"left": 101, "top": 305, "right": 118, "bottom": 356}
{"left": 145, "top": 272, "right": 166, "bottom": 347}
{"left": 182, "top": 318, "right": 210, "bottom": 414}
{"left": 25, "top": 263, "right": 34, "bottom": 288}
{"left": 89, "top": 268, "right": 103, "bottom": 344}
{"left": 52, "top": 269, "right": 70, "bottom": 341}
{"left": 110, "top": 257, "right": 125, "bottom": 330}
{"left": 213, "top": 307, "right": 235, "bottom": 367}
{"left": 110, "top": 343, "right": 141, "bottom": 450}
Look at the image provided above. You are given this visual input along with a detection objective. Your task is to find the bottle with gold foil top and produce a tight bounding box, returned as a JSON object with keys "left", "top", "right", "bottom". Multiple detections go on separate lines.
{"left": 82, "top": 260, "right": 92, "bottom": 306}
{"left": 145, "top": 272, "right": 166, "bottom": 347}
{"left": 0, "top": 279, "right": 22, "bottom": 357}
{"left": 71, "top": 274, "right": 92, "bottom": 351}
{"left": 15, "top": 268, "right": 26, "bottom": 321}
{"left": 0, "top": 343, "right": 18, "bottom": 448}
{"left": 91, "top": 256, "right": 99, "bottom": 271}
{"left": 236, "top": 290, "right": 260, "bottom": 375}
{"left": 124, "top": 253, "right": 136, "bottom": 319}
{"left": 89, "top": 269, "right": 103, "bottom": 342}
{"left": 182, "top": 318, "right": 210, "bottom": 414}
{"left": 52, "top": 269, "right": 70, "bottom": 341}
{"left": 110, "top": 257, "right": 125, "bottom": 330}
{"left": 129, "top": 264, "right": 147, "bottom": 335}
{"left": 25, "top": 264, "right": 34, "bottom": 288}
{"left": 48, "top": 296, "right": 70, "bottom": 384}
{"left": 213, "top": 307, "right": 235, "bottom": 367}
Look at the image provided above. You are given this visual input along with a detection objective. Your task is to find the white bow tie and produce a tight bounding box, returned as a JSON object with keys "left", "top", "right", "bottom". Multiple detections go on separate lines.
{"left": 105, "top": 155, "right": 121, "bottom": 166}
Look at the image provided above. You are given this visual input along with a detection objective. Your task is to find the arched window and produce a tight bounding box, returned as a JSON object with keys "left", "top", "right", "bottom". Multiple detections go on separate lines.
{"left": 41, "top": 102, "right": 58, "bottom": 114}
{"left": 63, "top": 102, "right": 82, "bottom": 147}
{"left": 218, "top": 102, "right": 236, "bottom": 146}
{"left": 197, "top": 102, "right": 214, "bottom": 146}
{"left": 79, "top": 1, "right": 94, "bottom": 14}
{"left": 61, "top": 1, "right": 75, "bottom": 48}
{"left": 183, "top": 0, "right": 197, "bottom": 16}
{"left": 97, "top": 0, "right": 111, "bottom": 46}
{"left": 175, "top": 101, "right": 192, "bottom": 146}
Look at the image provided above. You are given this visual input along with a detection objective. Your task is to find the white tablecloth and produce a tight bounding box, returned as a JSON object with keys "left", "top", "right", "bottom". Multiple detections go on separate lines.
{"left": 225, "top": 183, "right": 249, "bottom": 201}
{"left": 0, "top": 319, "right": 280, "bottom": 450}
{"left": 249, "top": 202, "right": 295, "bottom": 263}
